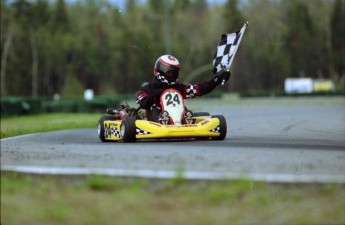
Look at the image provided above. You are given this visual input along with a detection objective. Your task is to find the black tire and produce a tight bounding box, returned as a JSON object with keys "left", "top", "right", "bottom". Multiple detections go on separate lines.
{"left": 194, "top": 112, "right": 210, "bottom": 117}
{"left": 98, "top": 115, "right": 116, "bottom": 142}
{"left": 195, "top": 136, "right": 210, "bottom": 140}
{"left": 121, "top": 117, "right": 137, "bottom": 142}
{"left": 211, "top": 115, "right": 227, "bottom": 140}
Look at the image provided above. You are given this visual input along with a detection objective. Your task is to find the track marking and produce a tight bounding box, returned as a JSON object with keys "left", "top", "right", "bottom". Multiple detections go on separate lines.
{"left": 2, "top": 165, "right": 345, "bottom": 183}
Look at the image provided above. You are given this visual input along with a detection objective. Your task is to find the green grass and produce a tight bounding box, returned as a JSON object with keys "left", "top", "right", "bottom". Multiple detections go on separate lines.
{"left": 1, "top": 172, "right": 344, "bottom": 225}
{"left": 0, "top": 113, "right": 102, "bottom": 139}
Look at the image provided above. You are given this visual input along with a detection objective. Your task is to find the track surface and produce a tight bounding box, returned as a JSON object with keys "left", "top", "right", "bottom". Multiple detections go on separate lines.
{"left": 1, "top": 97, "right": 345, "bottom": 182}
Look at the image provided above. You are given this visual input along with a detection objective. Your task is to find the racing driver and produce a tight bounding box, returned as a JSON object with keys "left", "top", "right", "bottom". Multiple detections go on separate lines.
{"left": 136, "top": 55, "right": 230, "bottom": 123}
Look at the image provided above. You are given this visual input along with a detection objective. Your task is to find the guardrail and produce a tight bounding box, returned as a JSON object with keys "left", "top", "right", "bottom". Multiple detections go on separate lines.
{"left": 0, "top": 96, "right": 123, "bottom": 118}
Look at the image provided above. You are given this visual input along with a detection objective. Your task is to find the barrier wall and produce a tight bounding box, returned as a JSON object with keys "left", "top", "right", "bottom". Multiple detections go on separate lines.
{"left": 0, "top": 97, "right": 122, "bottom": 118}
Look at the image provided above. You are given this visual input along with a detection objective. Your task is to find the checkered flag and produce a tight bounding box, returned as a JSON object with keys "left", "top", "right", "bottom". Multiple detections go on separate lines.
{"left": 210, "top": 126, "right": 220, "bottom": 133}
{"left": 136, "top": 128, "right": 151, "bottom": 135}
{"left": 213, "top": 21, "right": 248, "bottom": 74}
{"left": 111, "top": 127, "right": 121, "bottom": 138}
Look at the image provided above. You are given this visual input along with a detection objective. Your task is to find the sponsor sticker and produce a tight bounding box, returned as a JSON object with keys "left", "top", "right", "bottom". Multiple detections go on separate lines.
{"left": 201, "top": 120, "right": 209, "bottom": 126}
{"left": 149, "top": 121, "right": 162, "bottom": 127}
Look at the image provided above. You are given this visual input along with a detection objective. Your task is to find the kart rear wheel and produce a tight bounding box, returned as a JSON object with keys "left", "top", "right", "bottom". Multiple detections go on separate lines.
{"left": 211, "top": 115, "right": 227, "bottom": 140}
{"left": 121, "top": 117, "right": 137, "bottom": 142}
{"left": 194, "top": 112, "right": 210, "bottom": 117}
{"left": 98, "top": 115, "right": 115, "bottom": 142}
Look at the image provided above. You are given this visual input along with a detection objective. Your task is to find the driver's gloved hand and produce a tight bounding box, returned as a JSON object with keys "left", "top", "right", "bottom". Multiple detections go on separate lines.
{"left": 213, "top": 71, "right": 231, "bottom": 86}
{"left": 106, "top": 108, "right": 117, "bottom": 115}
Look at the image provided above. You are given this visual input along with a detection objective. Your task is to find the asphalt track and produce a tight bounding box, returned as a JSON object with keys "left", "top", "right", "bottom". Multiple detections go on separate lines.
{"left": 1, "top": 97, "right": 345, "bottom": 183}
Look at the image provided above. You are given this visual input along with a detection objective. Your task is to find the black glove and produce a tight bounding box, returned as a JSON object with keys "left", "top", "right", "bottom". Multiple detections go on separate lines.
{"left": 106, "top": 108, "right": 117, "bottom": 115}
{"left": 213, "top": 71, "right": 231, "bottom": 86}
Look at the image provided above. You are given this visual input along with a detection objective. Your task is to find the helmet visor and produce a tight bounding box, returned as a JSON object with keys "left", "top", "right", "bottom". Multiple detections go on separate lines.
{"left": 158, "top": 61, "right": 180, "bottom": 82}
{"left": 165, "top": 69, "right": 179, "bottom": 82}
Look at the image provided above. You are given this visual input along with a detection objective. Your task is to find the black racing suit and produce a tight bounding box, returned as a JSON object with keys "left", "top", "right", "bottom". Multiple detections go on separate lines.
{"left": 136, "top": 77, "right": 219, "bottom": 122}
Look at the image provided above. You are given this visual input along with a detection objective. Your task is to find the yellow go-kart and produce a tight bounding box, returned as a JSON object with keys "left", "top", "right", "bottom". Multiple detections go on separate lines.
{"left": 98, "top": 88, "right": 227, "bottom": 142}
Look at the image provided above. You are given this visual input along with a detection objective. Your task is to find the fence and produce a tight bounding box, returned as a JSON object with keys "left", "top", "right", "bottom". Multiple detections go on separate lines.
{"left": 0, "top": 96, "right": 123, "bottom": 118}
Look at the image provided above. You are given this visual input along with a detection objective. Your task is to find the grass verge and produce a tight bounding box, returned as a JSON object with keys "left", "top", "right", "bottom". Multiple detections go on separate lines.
{"left": 0, "top": 113, "right": 101, "bottom": 139}
{"left": 1, "top": 172, "right": 345, "bottom": 225}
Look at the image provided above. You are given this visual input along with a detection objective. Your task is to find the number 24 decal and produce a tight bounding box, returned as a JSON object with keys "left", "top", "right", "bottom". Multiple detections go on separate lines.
{"left": 165, "top": 93, "right": 181, "bottom": 106}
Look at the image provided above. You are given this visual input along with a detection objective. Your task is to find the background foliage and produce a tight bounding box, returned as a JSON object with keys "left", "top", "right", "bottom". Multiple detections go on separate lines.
{"left": 1, "top": 0, "right": 344, "bottom": 97}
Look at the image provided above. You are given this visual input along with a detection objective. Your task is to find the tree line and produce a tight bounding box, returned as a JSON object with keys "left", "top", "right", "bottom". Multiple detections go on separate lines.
{"left": 1, "top": 0, "right": 344, "bottom": 97}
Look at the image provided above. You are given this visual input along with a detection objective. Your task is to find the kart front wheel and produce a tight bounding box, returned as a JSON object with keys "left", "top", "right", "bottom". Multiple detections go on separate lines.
{"left": 211, "top": 115, "right": 227, "bottom": 140}
{"left": 121, "top": 117, "right": 137, "bottom": 142}
{"left": 98, "top": 115, "right": 115, "bottom": 142}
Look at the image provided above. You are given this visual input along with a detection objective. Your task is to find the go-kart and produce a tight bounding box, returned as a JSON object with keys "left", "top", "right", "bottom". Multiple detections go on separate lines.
{"left": 98, "top": 88, "right": 227, "bottom": 142}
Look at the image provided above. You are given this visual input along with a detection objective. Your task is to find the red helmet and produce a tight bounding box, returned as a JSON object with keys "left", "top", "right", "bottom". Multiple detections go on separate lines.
{"left": 154, "top": 55, "right": 180, "bottom": 85}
